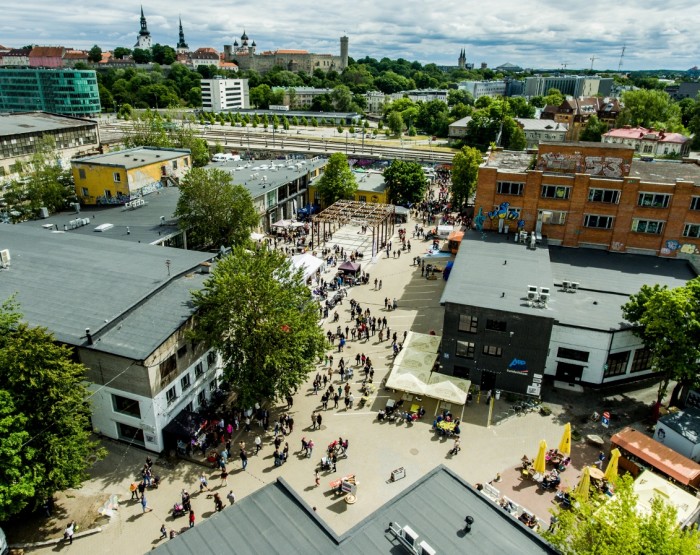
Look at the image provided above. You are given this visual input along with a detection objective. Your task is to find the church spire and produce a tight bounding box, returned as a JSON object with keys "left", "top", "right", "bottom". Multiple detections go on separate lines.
{"left": 177, "top": 16, "right": 188, "bottom": 50}
{"left": 135, "top": 6, "right": 152, "bottom": 49}
{"left": 139, "top": 6, "right": 150, "bottom": 37}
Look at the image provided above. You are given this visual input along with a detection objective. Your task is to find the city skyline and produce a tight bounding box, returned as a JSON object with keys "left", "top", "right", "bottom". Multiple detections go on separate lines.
{"left": 1, "top": 0, "right": 699, "bottom": 71}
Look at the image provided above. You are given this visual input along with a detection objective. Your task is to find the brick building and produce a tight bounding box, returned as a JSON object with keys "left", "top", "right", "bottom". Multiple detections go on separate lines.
{"left": 474, "top": 142, "right": 700, "bottom": 257}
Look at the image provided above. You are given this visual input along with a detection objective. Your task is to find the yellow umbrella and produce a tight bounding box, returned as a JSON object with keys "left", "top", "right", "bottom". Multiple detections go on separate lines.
{"left": 574, "top": 466, "right": 591, "bottom": 501}
{"left": 604, "top": 448, "right": 621, "bottom": 481}
{"left": 558, "top": 423, "right": 572, "bottom": 456}
{"left": 533, "top": 439, "right": 547, "bottom": 475}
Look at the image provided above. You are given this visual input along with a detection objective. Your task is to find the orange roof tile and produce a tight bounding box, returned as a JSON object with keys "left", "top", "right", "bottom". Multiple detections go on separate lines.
{"left": 29, "top": 46, "right": 65, "bottom": 58}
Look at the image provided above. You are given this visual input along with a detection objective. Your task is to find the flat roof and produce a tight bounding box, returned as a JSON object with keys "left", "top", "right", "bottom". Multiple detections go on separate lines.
{"left": 515, "top": 118, "right": 567, "bottom": 131}
{"left": 658, "top": 409, "right": 700, "bottom": 445}
{"left": 628, "top": 159, "right": 700, "bottom": 186}
{"left": 483, "top": 149, "right": 533, "bottom": 172}
{"left": 212, "top": 156, "right": 327, "bottom": 200}
{"left": 353, "top": 170, "right": 386, "bottom": 193}
{"left": 153, "top": 466, "right": 556, "bottom": 555}
{"left": 0, "top": 225, "right": 211, "bottom": 360}
{"left": 73, "top": 147, "right": 190, "bottom": 170}
{"left": 441, "top": 232, "right": 696, "bottom": 332}
{"left": 18, "top": 186, "right": 182, "bottom": 245}
{"left": 0, "top": 111, "right": 97, "bottom": 136}
{"left": 227, "top": 109, "right": 360, "bottom": 118}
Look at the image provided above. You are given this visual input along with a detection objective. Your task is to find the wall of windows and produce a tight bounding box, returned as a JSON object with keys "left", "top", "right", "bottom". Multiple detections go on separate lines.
{"left": 588, "top": 188, "right": 620, "bottom": 204}
{"left": 631, "top": 219, "right": 664, "bottom": 234}
{"left": 541, "top": 185, "right": 571, "bottom": 200}
{"left": 583, "top": 214, "right": 614, "bottom": 229}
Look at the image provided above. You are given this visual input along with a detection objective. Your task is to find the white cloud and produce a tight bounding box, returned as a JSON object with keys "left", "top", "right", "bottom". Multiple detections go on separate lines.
{"left": 1, "top": 0, "right": 698, "bottom": 70}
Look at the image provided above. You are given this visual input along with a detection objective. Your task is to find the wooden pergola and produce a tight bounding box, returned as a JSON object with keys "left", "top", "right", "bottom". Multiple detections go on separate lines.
{"left": 310, "top": 200, "right": 396, "bottom": 257}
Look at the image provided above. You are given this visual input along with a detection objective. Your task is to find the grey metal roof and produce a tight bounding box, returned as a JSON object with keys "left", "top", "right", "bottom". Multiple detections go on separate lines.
{"left": 0, "top": 111, "right": 97, "bottom": 136}
{"left": 73, "top": 147, "right": 190, "bottom": 170}
{"left": 515, "top": 118, "right": 567, "bottom": 132}
{"left": 629, "top": 159, "right": 700, "bottom": 186}
{"left": 441, "top": 232, "right": 696, "bottom": 332}
{"left": 353, "top": 170, "right": 386, "bottom": 194}
{"left": 0, "top": 225, "right": 211, "bottom": 359}
{"left": 153, "top": 467, "right": 556, "bottom": 555}
{"left": 18, "top": 187, "right": 182, "bottom": 245}
{"left": 213, "top": 157, "right": 327, "bottom": 201}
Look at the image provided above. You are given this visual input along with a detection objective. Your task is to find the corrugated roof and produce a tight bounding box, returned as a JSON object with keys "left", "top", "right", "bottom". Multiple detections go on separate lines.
{"left": 153, "top": 467, "right": 557, "bottom": 555}
{"left": 73, "top": 146, "right": 190, "bottom": 170}
{"left": 0, "top": 111, "right": 97, "bottom": 136}
{"left": 0, "top": 225, "right": 211, "bottom": 359}
{"left": 612, "top": 427, "right": 700, "bottom": 487}
{"left": 658, "top": 409, "right": 700, "bottom": 445}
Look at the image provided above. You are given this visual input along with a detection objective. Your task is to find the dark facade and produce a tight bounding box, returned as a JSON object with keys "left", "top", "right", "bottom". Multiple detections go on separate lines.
{"left": 442, "top": 303, "right": 553, "bottom": 396}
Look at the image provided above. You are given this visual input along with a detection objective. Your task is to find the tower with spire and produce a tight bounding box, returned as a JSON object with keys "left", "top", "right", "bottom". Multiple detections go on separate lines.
{"left": 176, "top": 16, "right": 189, "bottom": 54}
{"left": 135, "top": 6, "right": 152, "bottom": 50}
{"left": 458, "top": 49, "right": 466, "bottom": 70}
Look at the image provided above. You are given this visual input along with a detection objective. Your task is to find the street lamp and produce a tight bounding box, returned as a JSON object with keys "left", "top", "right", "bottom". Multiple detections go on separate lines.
{"left": 345, "top": 132, "right": 348, "bottom": 155}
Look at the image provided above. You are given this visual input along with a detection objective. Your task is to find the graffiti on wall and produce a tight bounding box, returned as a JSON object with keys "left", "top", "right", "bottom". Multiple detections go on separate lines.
{"left": 536, "top": 152, "right": 630, "bottom": 177}
{"left": 488, "top": 202, "right": 520, "bottom": 221}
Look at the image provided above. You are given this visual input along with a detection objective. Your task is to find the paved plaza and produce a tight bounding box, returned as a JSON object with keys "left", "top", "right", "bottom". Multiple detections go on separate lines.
{"left": 12, "top": 211, "right": 659, "bottom": 554}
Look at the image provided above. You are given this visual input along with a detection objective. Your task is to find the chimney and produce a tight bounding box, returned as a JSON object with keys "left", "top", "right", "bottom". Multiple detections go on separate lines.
{"left": 85, "top": 328, "right": 93, "bottom": 345}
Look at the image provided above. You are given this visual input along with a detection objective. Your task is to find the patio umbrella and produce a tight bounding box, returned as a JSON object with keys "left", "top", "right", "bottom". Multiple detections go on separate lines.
{"left": 558, "top": 423, "right": 572, "bottom": 456}
{"left": 574, "top": 466, "right": 591, "bottom": 502}
{"left": 533, "top": 439, "right": 547, "bottom": 475}
{"left": 604, "top": 448, "right": 621, "bottom": 481}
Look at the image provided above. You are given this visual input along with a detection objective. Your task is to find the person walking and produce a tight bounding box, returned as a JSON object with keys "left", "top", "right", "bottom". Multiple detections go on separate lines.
{"left": 316, "top": 413, "right": 323, "bottom": 430}
{"left": 311, "top": 411, "right": 317, "bottom": 430}
{"left": 64, "top": 521, "right": 75, "bottom": 545}
{"left": 227, "top": 490, "right": 236, "bottom": 505}
{"left": 189, "top": 510, "right": 195, "bottom": 529}
{"left": 159, "top": 523, "right": 167, "bottom": 540}
{"left": 199, "top": 474, "right": 209, "bottom": 492}
{"left": 213, "top": 492, "right": 224, "bottom": 512}
{"left": 254, "top": 435, "right": 262, "bottom": 454}
{"left": 130, "top": 481, "right": 140, "bottom": 500}
{"left": 220, "top": 468, "right": 228, "bottom": 487}
{"left": 379, "top": 280, "right": 382, "bottom": 290}
{"left": 141, "top": 493, "right": 152, "bottom": 513}
{"left": 240, "top": 449, "right": 248, "bottom": 471}
{"left": 315, "top": 470, "right": 321, "bottom": 487}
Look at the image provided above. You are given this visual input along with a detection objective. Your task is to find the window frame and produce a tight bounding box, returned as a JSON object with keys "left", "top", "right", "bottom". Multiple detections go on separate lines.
{"left": 630, "top": 348, "right": 652, "bottom": 373}
{"left": 541, "top": 185, "right": 571, "bottom": 200}
{"left": 588, "top": 188, "right": 620, "bottom": 204}
{"left": 631, "top": 219, "right": 665, "bottom": 235}
{"left": 181, "top": 373, "right": 192, "bottom": 391}
{"left": 538, "top": 209, "right": 567, "bottom": 225}
{"left": 557, "top": 347, "right": 590, "bottom": 363}
{"left": 496, "top": 181, "right": 525, "bottom": 196}
{"left": 112, "top": 394, "right": 141, "bottom": 418}
{"left": 482, "top": 345, "right": 503, "bottom": 357}
{"left": 455, "top": 340, "right": 476, "bottom": 359}
{"left": 458, "top": 314, "right": 478, "bottom": 333}
{"left": 165, "top": 386, "right": 177, "bottom": 405}
{"left": 583, "top": 214, "right": 614, "bottom": 229}
{"left": 690, "top": 197, "right": 700, "bottom": 211}
{"left": 485, "top": 319, "right": 507, "bottom": 332}
{"left": 113, "top": 172, "right": 121, "bottom": 183}
{"left": 637, "top": 192, "right": 670, "bottom": 209}
{"left": 682, "top": 223, "right": 700, "bottom": 238}
{"left": 604, "top": 351, "right": 630, "bottom": 378}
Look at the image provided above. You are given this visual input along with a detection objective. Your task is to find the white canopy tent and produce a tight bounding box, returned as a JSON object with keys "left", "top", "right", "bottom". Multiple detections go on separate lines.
{"left": 250, "top": 232, "right": 265, "bottom": 241}
{"left": 271, "top": 219, "right": 294, "bottom": 229}
{"left": 290, "top": 253, "right": 324, "bottom": 282}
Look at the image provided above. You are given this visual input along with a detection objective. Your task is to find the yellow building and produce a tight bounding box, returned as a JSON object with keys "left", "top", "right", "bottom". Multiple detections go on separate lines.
{"left": 72, "top": 147, "right": 191, "bottom": 205}
{"left": 309, "top": 169, "right": 388, "bottom": 208}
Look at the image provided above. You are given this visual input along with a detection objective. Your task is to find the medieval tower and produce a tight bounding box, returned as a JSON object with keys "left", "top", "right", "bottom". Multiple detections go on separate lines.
{"left": 135, "top": 6, "right": 152, "bottom": 49}
{"left": 458, "top": 49, "right": 466, "bottom": 69}
{"left": 176, "top": 16, "right": 189, "bottom": 54}
{"left": 340, "top": 36, "right": 349, "bottom": 70}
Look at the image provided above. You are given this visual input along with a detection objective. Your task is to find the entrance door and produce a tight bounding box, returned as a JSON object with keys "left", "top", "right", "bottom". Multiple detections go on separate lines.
{"left": 480, "top": 370, "right": 497, "bottom": 392}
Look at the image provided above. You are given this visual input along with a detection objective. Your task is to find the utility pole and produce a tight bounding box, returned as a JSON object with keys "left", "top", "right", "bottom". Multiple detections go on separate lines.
{"left": 589, "top": 56, "right": 598, "bottom": 71}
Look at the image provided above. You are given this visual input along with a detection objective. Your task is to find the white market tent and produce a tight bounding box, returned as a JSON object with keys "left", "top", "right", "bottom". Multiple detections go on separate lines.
{"left": 250, "top": 232, "right": 265, "bottom": 241}
{"left": 632, "top": 470, "right": 700, "bottom": 527}
{"left": 290, "top": 253, "right": 324, "bottom": 282}
{"left": 271, "top": 219, "right": 294, "bottom": 229}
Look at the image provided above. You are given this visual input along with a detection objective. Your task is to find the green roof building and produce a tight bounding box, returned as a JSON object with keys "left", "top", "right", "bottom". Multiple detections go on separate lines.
{"left": 0, "top": 68, "right": 101, "bottom": 117}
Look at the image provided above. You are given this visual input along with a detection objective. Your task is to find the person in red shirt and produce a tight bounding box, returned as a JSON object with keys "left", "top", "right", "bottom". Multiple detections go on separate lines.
{"left": 189, "top": 510, "right": 195, "bottom": 528}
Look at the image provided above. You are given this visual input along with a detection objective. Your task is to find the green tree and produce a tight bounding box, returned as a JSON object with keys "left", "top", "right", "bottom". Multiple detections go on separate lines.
{"left": 175, "top": 168, "right": 258, "bottom": 250}
{"left": 117, "top": 103, "right": 133, "bottom": 120}
{"left": 190, "top": 248, "right": 326, "bottom": 408}
{"left": 387, "top": 111, "right": 404, "bottom": 136}
{"left": 87, "top": 44, "right": 102, "bottom": 63}
{"left": 331, "top": 85, "right": 354, "bottom": 112}
{"left": 447, "top": 89, "right": 474, "bottom": 107}
{"left": 622, "top": 278, "right": 700, "bottom": 406}
{"left": 383, "top": 160, "right": 427, "bottom": 205}
{"left": 579, "top": 115, "right": 610, "bottom": 142}
{"left": 501, "top": 117, "right": 526, "bottom": 150}
{"left": 543, "top": 88, "right": 565, "bottom": 107}
{"left": 544, "top": 474, "right": 700, "bottom": 554}
{"left": 0, "top": 299, "right": 105, "bottom": 520}
{"left": 619, "top": 89, "right": 682, "bottom": 130}
{"left": 132, "top": 48, "right": 152, "bottom": 64}
{"left": 316, "top": 153, "right": 357, "bottom": 207}
{"left": 112, "top": 47, "right": 132, "bottom": 60}
{"left": 451, "top": 146, "right": 482, "bottom": 209}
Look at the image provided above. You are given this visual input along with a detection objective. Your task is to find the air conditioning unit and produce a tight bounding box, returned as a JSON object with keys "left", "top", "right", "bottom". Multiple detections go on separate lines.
{"left": 402, "top": 525, "right": 419, "bottom": 548}
{"left": 540, "top": 292, "right": 550, "bottom": 305}
{"left": 570, "top": 282, "right": 580, "bottom": 292}
{"left": 0, "top": 249, "right": 10, "bottom": 266}
{"left": 540, "top": 287, "right": 550, "bottom": 296}
{"left": 419, "top": 542, "right": 437, "bottom": 555}
{"left": 562, "top": 280, "right": 571, "bottom": 290}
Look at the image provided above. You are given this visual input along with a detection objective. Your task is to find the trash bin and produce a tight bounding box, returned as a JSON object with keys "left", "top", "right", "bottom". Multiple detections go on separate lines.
{"left": 495, "top": 390, "right": 501, "bottom": 400}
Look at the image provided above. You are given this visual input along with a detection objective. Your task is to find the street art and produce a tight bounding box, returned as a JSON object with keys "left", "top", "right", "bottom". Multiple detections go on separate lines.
{"left": 488, "top": 202, "right": 520, "bottom": 221}
{"left": 680, "top": 243, "right": 699, "bottom": 255}
{"left": 584, "top": 156, "right": 627, "bottom": 178}
{"left": 665, "top": 240, "right": 681, "bottom": 252}
{"left": 537, "top": 152, "right": 629, "bottom": 177}
{"left": 611, "top": 241, "right": 625, "bottom": 251}
{"left": 474, "top": 207, "right": 485, "bottom": 231}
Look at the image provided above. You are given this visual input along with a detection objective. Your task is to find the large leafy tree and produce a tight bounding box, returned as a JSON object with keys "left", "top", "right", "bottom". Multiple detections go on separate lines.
{"left": 383, "top": 160, "right": 427, "bottom": 206}
{"left": 315, "top": 153, "right": 357, "bottom": 207}
{"left": 0, "top": 299, "right": 104, "bottom": 520}
{"left": 451, "top": 146, "right": 482, "bottom": 210}
{"left": 544, "top": 474, "right": 700, "bottom": 554}
{"left": 622, "top": 279, "right": 700, "bottom": 405}
{"left": 619, "top": 89, "right": 682, "bottom": 130}
{"left": 175, "top": 167, "right": 258, "bottom": 250}
{"left": 87, "top": 44, "right": 102, "bottom": 63}
{"left": 387, "top": 111, "right": 404, "bottom": 136}
{"left": 580, "top": 115, "right": 610, "bottom": 143}
{"left": 191, "top": 249, "right": 326, "bottom": 408}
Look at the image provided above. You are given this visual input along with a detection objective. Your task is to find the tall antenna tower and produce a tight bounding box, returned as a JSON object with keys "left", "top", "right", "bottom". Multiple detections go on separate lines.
{"left": 617, "top": 45, "right": 626, "bottom": 73}
{"left": 589, "top": 56, "right": 598, "bottom": 71}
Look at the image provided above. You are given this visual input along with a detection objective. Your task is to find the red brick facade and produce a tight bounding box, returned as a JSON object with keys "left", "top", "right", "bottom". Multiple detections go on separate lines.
{"left": 474, "top": 143, "right": 700, "bottom": 257}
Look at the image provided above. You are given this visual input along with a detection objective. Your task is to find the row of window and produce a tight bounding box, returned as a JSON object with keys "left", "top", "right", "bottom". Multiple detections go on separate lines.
{"left": 458, "top": 314, "right": 507, "bottom": 333}
{"left": 556, "top": 346, "right": 652, "bottom": 378}
{"left": 496, "top": 182, "right": 700, "bottom": 211}
{"left": 455, "top": 341, "right": 502, "bottom": 359}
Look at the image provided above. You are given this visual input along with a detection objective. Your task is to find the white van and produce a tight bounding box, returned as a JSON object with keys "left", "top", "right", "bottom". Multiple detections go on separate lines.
{"left": 211, "top": 153, "right": 230, "bottom": 163}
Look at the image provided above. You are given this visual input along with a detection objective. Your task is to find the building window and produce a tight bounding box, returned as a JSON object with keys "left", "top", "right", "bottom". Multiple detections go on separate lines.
{"left": 638, "top": 193, "right": 670, "bottom": 209}
{"left": 358, "top": 195, "right": 367, "bottom": 202}
{"left": 683, "top": 224, "right": 700, "bottom": 238}
{"left": 642, "top": 145, "right": 653, "bottom": 154}
{"left": 112, "top": 394, "right": 141, "bottom": 418}
{"left": 539, "top": 210, "right": 567, "bottom": 225}
{"left": 207, "top": 351, "right": 217, "bottom": 368}
{"left": 166, "top": 386, "right": 177, "bottom": 405}
{"left": 583, "top": 214, "right": 614, "bottom": 229}
{"left": 485, "top": 319, "right": 507, "bottom": 332}
{"left": 172, "top": 160, "right": 178, "bottom": 170}
{"left": 541, "top": 185, "right": 571, "bottom": 200}
{"left": 630, "top": 348, "right": 652, "bottom": 373}
{"left": 588, "top": 188, "right": 620, "bottom": 204}
{"left": 81, "top": 187, "right": 89, "bottom": 197}
{"left": 557, "top": 347, "right": 590, "bottom": 362}
{"left": 117, "top": 422, "right": 145, "bottom": 445}
{"left": 181, "top": 373, "right": 191, "bottom": 391}
{"left": 184, "top": 157, "right": 190, "bottom": 167}
{"left": 482, "top": 345, "right": 503, "bottom": 357}
{"left": 631, "top": 219, "right": 664, "bottom": 234}
{"left": 604, "top": 351, "right": 630, "bottom": 378}
{"left": 160, "top": 354, "right": 177, "bottom": 382}
{"left": 209, "top": 378, "right": 218, "bottom": 392}
{"left": 197, "top": 389, "right": 207, "bottom": 406}
{"left": 78, "top": 168, "right": 86, "bottom": 179}
{"left": 177, "top": 345, "right": 188, "bottom": 358}
{"left": 690, "top": 197, "right": 700, "bottom": 211}
{"left": 195, "top": 362, "right": 204, "bottom": 378}
{"left": 113, "top": 172, "right": 121, "bottom": 183}
{"left": 455, "top": 341, "right": 475, "bottom": 359}
{"left": 458, "top": 314, "right": 478, "bottom": 333}
{"left": 496, "top": 181, "right": 524, "bottom": 195}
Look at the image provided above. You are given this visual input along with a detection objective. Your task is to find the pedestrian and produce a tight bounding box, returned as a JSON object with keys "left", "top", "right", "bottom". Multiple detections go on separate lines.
{"left": 316, "top": 413, "right": 323, "bottom": 429}
{"left": 595, "top": 451, "right": 605, "bottom": 469}
{"left": 199, "top": 473, "right": 209, "bottom": 492}
{"left": 307, "top": 439, "right": 314, "bottom": 458}
{"left": 288, "top": 416, "right": 295, "bottom": 433}
{"left": 315, "top": 470, "right": 321, "bottom": 487}
{"left": 141, "top": 493, "right": 152, "bottom": 513}
{"left": 189, "top": 510, "right": 195, "bottom": 528}
{"left": 339, "top": 367, "right": 345, "bottom": 382}
{"left": 64, "top": 521, "right": 75, "bottom": 544}
{"left": 227, "top": 490, "right": 236, "bottom": 505}
{"left": 333, "top": 393, "right": 340, "bottom": 408}
{"left": 240, "top": 449, "right": 248, "bottom": 471}
{"left": 255, "top": 435, "right": 262, "bottom": 454}
{"left": 331, "top": 452, "right": 337, "bottom": 472}
{"left": 311, "top": 411, "right": 317, "bottom": 430}
{"left": 220, "top": 468, "right": 228, "bottom": 486}
{"left": 160, "top": 523, "right": 167, "bottom": 539}
{"left": 130, "top": 481, "right": 140, "bottom": 500}
{"left": 213, "top": 492, "right": 224, "bottom": 512}
{"left": 374, "top": 278, "right": 378, "bottom": 289}
{"left": 379, "top": 280, "right": 382, "bottom": 290}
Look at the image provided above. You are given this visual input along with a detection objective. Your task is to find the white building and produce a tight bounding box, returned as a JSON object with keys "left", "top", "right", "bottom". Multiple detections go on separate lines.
{"left": 201, "top": 77, "right": 250, "bottom": 112}
{"left": 276, "top": 87, "right": 333, "bottom": 109}
{"left": 389, "top": 89, "right": 449, "bottom": 103}
{"left": 654, "top": 409, "right": 700, "bottom": 462}
{"left": 458, "top": 80, "right": 507, "bottom": 99}
{"left": 602, "top": 126, "right": 691, "bottom": 158}
{"left": 364, "top": 91, "right": 388, "bottom": 113}
{"left": 514, "top": 118, "right": 568, "bottom": 149}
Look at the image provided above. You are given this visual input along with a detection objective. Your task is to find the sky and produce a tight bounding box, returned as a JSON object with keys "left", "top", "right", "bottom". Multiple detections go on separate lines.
{"left": 1, "top": 0, "right": 699, "bottom": 71}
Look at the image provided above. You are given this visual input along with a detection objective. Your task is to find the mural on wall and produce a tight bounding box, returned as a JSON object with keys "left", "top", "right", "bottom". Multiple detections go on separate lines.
{"left": 536, "top": 152, "right": 630, "bottom": 177}
{"left": 474, "top": 207, "right": 485, "bottom": 231}
{"left": 488, "top": 202, "right": 525, "bottom": 232}
{"left": 680, "top": 243, "right": 700, "bottom": 255}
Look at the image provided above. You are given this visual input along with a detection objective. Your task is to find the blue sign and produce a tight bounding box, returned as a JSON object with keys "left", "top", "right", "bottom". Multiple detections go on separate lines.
{"left": 507, "top": 358, "right": 528, "bottom": 374}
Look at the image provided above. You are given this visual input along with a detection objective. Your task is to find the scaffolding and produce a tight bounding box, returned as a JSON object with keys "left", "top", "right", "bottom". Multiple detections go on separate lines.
{"left": 310, "top": 200, "right": 396, "bottom": 257}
